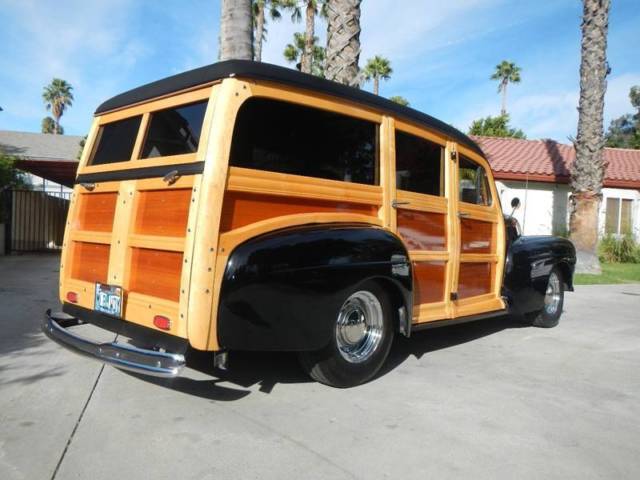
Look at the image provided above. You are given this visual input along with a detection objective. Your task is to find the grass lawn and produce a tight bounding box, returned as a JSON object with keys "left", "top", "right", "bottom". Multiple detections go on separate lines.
{"left": 574, "top": 263, "right": 640, "bottom": 285}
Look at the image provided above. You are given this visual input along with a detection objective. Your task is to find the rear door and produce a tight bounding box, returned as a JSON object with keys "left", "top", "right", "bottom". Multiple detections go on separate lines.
{"left": 60, "top": 88, "right": 213, "bottom": 338}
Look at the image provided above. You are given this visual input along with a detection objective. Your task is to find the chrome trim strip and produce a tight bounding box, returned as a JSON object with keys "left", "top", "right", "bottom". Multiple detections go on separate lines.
{"left": 43, "top": 310, "right": 185, "bottom": 378}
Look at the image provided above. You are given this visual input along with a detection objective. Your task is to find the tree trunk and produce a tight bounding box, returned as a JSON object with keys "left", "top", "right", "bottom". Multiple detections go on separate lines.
{"left": 219, "top": 0, "right": 254, "bottom": 61}
{"left": 500, "top": 81, "right": 507, "bottom": 115}
{"left": 570, "top": 0, "right": 610, "bottom": 274}
{"left": 54, "top": 112, "right": 60, "bottom": 135}
{"left": 301, "top": 2, "right": 315, "bottom": 74}
{"left": 373, "top": 76, "right": 379, "bottom": 95}
{"left": 254, "top": 3, "right": 265, "bottom": 62}
{"left": 325, "top": 0, "right": 362, "bottom": 86}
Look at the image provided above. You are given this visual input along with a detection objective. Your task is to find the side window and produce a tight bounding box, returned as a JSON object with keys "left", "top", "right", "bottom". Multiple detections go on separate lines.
{"left": 141, "top": 100, "right": 207, "bottom": 158}
{"left": 395, "top": 131, "right": 443, "bottom": 196}
{"left": 459, "top": 155, "right": 492, "bottom": 206}
{"left": 229, "top": 98, "right": 379, "bottom": 185}
{"left": 89, "top": 116, "right": 142, "bottom": 165}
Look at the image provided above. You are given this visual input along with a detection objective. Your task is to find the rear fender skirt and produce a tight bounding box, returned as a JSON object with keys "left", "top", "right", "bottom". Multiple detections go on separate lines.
{"left": 217, "top": 224, "right": 412, "bottom": 351}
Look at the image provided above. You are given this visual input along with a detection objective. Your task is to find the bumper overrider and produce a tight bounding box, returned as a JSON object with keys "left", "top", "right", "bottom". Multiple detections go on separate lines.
{"left": 43, "top": 309, "right": 186, "bottom": 378}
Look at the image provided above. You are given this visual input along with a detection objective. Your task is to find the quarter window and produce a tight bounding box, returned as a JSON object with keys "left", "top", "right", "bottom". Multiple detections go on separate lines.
{"left": 459, "top": 155, "right": 492, "bottom": 205}
{"left": 395, "top": 131, "right": 443, "bottom": 196}
{"left": 229, "top": 98, "right": 379, "bottom": 185}
{"left": 89, "top": 116, "right": 142, "bottom": 165}
{"left": 141, "top": 100, "right": 207, "bottom": 158}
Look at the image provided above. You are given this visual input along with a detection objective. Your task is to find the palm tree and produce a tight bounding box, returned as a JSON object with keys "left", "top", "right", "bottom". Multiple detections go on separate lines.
{"left": 389, "top": 96, "right": 409, "bottom": 107}
{"left": 570, "top": 0, "right": 610, "bottom": 274}
{"left": 42, "top": 79, "right": 73, "bottom": 135}
{"left": 324, "top": 0, "right": 362, "bottom": 86}
{"left": 41, "top": 116, "right": 58, "bottom": 134}
{"left": 253, "top": 0, "right": 296, "bottom": 62}
{"left": 363, "top": 56, "right": 392, "bottom": 95}
{"left": 284, "top": 32, "right": 325, "bottom": 76}
{"left": 490, "top": 61, "right": 521, "bottom": 115}
{"left": 287, "top": 1, "right": 326, "bottom": 74}
{"left": 220, "top": 0, "right": 253, "bottom": 60}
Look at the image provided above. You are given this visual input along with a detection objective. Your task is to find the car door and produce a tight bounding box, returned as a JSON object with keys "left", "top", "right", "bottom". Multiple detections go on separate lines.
{"left": 392, "top": 124, "right": 451, "bottom": 324}
{"left": 450, "top": 149, "right": 506, "bottom": 317}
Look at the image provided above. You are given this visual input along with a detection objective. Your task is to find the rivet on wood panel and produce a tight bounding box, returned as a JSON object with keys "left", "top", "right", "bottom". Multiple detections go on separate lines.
{"left": 208, "top": 267, "right": 212, "bottom": 272}
{"left": 148, "top": 304, "right": 152, "bottom": 309}
{"left": 205, "top": 289, "right": 210, "bottom": 294}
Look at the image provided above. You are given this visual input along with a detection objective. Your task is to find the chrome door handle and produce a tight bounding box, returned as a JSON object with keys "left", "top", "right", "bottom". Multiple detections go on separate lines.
{"left": 458, "top": 212, "right": 471, "bottom": 218}
{"left": 163, "top": 170, "right": 180, "bottom": 185}
{"left": 391, "top": 200, "right": 410, "bottom": 208}
{"left": 80, "top": 182, "right": 95, "bottom": 191}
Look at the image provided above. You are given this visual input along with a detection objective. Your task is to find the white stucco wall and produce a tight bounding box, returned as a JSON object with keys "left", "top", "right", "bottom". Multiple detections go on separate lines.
{"left": 496, "top": 180, "right": 640, "bottom": 240}
{"left": 495, "top": 180, "right": 571, "bottom": 236}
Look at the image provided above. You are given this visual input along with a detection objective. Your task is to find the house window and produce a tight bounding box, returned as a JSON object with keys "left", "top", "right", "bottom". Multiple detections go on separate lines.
{"left": 395, "top": 131, "right": 443, "bottom": 196}
{"left": 229, "top": 98, "right": 379, "bottom": 185}
{"left": 605, "top": 198, "right": 633, "bottom": 235}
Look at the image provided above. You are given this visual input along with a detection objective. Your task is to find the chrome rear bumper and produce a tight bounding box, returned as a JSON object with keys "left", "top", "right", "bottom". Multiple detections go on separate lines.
{"left": 43, "top": 309, "right": 185, "bottom": 378}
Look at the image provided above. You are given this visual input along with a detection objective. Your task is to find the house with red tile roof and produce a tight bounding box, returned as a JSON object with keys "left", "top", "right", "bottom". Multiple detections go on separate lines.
{"left": 473, "top": 136, "right": 640, "bottom": 240}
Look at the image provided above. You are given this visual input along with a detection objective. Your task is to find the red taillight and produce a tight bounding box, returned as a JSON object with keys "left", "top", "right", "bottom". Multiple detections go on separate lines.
{"left": 153, "top": 315, "right": 171, "bottom": 330}
{"left": 66, "top": 291, "right": 78, "bottom": 303}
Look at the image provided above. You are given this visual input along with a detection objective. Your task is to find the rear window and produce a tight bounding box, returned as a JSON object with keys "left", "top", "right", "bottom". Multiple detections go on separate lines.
{"left": 141, "top": 100, "right": 207, "bottom": 158}
{"left": 229, "top": 98, "right": 379, "bottom": 185}
{"left": 89, "top": 116, "right": 142, "bottom": 165}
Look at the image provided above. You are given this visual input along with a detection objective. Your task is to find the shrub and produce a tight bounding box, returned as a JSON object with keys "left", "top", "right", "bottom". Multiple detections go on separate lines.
{"left": 598, "top": 234, "right": 640, "bottom": 263}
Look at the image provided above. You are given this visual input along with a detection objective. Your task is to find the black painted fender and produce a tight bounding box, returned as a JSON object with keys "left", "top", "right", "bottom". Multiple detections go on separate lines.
{"left": 503, "top": 235, "right": 576, "bottom": 315}
{"left": 217, "top": 223, "right": 412, "bottom": 351}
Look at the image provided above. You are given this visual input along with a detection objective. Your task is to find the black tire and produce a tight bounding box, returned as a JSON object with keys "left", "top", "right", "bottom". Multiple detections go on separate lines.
{"left": 298, "top": 280, "right": 394, "bottom": 388}
{"left": 531, "top": 267, "right": 564, "bottom": 328}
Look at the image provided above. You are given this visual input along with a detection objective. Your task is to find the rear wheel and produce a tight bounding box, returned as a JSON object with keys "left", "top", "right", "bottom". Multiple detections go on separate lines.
{"left": 298, "top": 281, "right": 394, "bottom": 388}
{"left": 532, "top": 268, "right": 564, "bottom": 328}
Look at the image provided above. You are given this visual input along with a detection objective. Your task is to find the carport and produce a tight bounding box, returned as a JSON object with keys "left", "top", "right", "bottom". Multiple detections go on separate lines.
{"left": 0, "top": 130, "right": 81, "bottom": 253}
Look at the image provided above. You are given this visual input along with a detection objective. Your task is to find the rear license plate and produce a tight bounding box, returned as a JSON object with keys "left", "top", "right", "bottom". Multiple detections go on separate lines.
{"left": 94, "top": 283, "right": 123, "bottom": 317}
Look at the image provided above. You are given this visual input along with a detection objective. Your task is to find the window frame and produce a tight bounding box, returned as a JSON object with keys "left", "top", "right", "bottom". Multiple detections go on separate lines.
{"left": 605, "top": 197, "right": 634, "bottom": 236}
{"left": 80, "top": 87, "right": 213, "bottom": 174}
{"left": 458, "top": 154, "right": 493, "bottom": 207}
{"left": 394, "top": 127, "right": 445, "bottom": 198}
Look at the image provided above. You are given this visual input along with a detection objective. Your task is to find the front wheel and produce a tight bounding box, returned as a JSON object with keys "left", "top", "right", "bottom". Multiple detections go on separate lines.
{"left": 532, "top": 268, "right": 564, "bottom": 328}
{"left": 298, "top": 281, "right": 394, "bottom": 388}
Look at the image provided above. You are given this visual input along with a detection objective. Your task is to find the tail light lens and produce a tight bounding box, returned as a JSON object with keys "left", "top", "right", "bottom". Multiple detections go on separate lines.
{"left": 66, "top": 291, "right": 78, "bottom": 303}
{"left": 153, "top": 315, "right": 171, "bottom": 331}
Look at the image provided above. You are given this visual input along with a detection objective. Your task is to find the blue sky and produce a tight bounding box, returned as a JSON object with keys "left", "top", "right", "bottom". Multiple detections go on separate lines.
{"left": 0, "top": 0, "right": 638, "bottom": 142}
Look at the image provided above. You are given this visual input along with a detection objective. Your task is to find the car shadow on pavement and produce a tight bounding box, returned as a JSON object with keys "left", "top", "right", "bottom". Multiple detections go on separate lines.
{"left": 378, "top": 314, "right": 526, "bottom": 378}
{"left": 125, "top": 315, "right": 526, "bottom": 401}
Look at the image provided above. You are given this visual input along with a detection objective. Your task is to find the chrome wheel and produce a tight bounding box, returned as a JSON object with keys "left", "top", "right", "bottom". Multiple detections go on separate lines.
{"left": 335, "top": 291, "right": 384, "bottom": 364}
{"left": 544, "top": 271, "right": 562, "bottom": 316}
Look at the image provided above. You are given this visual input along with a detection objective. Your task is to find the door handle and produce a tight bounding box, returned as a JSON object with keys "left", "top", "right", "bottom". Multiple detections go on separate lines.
{"left": 391, "top": 200, "right": 410, "bottom": 208}
{"left": 163, "top": 170, "right": 180, "bottom": 186}
{"left": 457, "top": 212, "right": 471, "bottom": 218}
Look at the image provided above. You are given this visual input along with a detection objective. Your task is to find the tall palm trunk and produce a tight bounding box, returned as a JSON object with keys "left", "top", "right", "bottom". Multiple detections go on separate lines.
{"left": 220, "top": 0, "right": 254, "bottom": 61}
{"left": 500, "top": 80, "right": 507, "bottom": 115}
{"left": 301, "top": 2, "right": 315, "bottom": 74}
{"left": 570, "top": 0, "right": 610, "bottom": 274}
{"left": 53, "top": 105, "right": 61, "bottom": 135}
{"left": 254, "top": 3, "right": 266, "bottom": 61}
{"left": 324, "top": 0, "right": 361, "bottom": 86}
{"left": 373, "top": 76, "right": 379, "bottom": 95}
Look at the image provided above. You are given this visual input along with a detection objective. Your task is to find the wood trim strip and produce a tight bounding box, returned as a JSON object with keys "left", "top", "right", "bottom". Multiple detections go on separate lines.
{"left": 409, "top": 251, "right": 449, "bottom": 262}
{"left": 69, "top": 231, "right": 112, "bottom": 244}
{"left": 128, "top": 234, "right": 186, "bottom": 252}
{"left": 227, "top": 167, "right": 383, "bottom": 206}
{"left": 395, "top": 190, "right": 447, "bottom": 213}
{"left": 460, "top": 253, "right": 498, "bottom": 263}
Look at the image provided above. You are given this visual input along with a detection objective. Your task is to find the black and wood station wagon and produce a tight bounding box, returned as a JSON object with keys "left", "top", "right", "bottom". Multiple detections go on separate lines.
{"left": 44, "top": 60, "right": 576, "bottom": 387}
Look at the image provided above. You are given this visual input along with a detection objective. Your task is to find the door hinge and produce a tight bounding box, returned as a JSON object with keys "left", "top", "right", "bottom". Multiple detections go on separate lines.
{"left": 450, "top": 292, "right": 459, "bottom": 301}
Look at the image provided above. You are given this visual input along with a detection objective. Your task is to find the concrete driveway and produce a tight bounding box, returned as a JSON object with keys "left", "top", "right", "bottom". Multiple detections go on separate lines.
{"left": 1, "top": 254, "right": 639, "bottom": 480}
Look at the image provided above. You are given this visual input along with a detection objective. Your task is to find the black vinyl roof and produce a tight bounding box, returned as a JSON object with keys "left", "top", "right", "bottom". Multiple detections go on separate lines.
{"left": 95, "top": 60, "right": 484, "bottom": 157}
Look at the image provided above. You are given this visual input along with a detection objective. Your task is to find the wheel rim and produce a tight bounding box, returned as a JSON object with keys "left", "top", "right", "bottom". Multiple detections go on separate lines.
{"left": 335, "top": 291, "right": 384, "bottom": 364}
{"left": 544, "top": 271, "right": 561, "bottom": 316}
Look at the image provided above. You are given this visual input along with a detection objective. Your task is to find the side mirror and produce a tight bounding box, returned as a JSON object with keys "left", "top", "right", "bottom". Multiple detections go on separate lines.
{"left": 510, "top": 197, "right": 521, "bottom": 210}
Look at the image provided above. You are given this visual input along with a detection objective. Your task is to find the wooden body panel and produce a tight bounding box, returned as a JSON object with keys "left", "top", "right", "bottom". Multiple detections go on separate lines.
{"left": 59, "top": 75, "right": 506, "bottom": 351}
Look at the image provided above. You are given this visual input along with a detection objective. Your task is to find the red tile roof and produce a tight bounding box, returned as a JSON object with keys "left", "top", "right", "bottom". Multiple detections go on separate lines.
{"left": 473, "top": 136, "right": 640, "bottom": 189}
